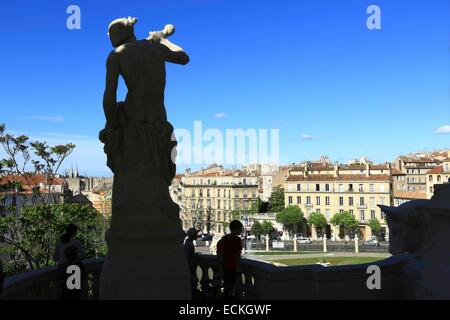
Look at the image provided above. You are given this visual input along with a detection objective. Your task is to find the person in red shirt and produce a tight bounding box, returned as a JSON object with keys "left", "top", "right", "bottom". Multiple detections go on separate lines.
{"left": 217, "top": 220, "right": 243, "bottom": 300}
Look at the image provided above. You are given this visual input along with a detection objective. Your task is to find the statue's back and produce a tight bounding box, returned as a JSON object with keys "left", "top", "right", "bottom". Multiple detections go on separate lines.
{"left": 116, "top": 40, "right": 168, "bottom": 123}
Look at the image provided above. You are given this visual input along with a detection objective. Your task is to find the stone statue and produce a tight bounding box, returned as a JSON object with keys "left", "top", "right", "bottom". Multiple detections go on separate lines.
{"left": 99, "top": 17, "right": 191, "bottom": 299}
{"left": 379, "top": 184, "right": 450, "bottom": 299}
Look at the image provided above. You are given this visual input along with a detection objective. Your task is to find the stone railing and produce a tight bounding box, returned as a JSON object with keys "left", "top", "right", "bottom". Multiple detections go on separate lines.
{"left": 192, "top": 253, "right": 416, "bottom": 300}
{"left": 2, "top": 254, "right": 415, "bottom": 300}
{"left": 1, "top": 257, "right": 103, "bottom": 300}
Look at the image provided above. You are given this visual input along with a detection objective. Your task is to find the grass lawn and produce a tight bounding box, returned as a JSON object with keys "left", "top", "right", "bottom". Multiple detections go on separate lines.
{"left": 271, "top": 256, "right": 384, "bottom": 266}
{"left": 247, "top": 251, "right": 316, "bottom": 256}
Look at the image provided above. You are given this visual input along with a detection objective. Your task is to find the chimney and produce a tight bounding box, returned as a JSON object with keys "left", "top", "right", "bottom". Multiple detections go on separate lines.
{"left": 334, "top": 162, "right": 339, "bottom": 178}
{"left": 366, "top": 162, "right": 370, "bottom": 177}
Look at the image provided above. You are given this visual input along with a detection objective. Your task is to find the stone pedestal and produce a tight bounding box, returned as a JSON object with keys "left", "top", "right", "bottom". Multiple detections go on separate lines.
{"left": 99, "top": 172, "right": 191, "bottom": 299}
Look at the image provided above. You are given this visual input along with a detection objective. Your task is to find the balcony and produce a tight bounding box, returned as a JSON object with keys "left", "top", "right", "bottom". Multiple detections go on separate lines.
{"left": 1, "top": 254, "right": 415, "bottom": 300}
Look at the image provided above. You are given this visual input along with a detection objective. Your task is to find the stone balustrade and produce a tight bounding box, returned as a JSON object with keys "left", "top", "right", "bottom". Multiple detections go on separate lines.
{"left": 1, "top": 257, "right": 103, "bottom": 300}
{"left": 1, "top": 254, "right": 415, "bottom": 300}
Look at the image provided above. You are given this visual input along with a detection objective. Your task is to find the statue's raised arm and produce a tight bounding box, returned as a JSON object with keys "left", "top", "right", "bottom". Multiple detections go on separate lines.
{"left": 147, "top": 24, "right": 190, "bottom": 65}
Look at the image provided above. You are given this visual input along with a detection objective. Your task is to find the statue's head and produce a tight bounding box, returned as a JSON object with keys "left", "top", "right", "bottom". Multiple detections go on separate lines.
{"left": 107, "top": 17, "right": 137, "bottom": 47}
{"left": 379, "top": 200, "right": 429, "bottom": 255}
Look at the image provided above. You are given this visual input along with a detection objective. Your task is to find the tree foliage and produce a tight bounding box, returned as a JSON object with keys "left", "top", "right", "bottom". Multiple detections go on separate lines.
{"left": 261, "top": 220, "right": 274, "bottom": 235}
{"left": 0, "top": 203, "right": 108, "bottom": 275}
{"left": 268, "top": 186, "right": 285, "bottom": 213}
{"left": 250, "top": 220, "right": 263, "bottom": 238}
{"left": 0, "top": 123, "right": 75, "bottom": 204}
{"left": 308, "top": 212, "right": 327, "bottom": 236}
{"left": 368, "top": 218, "right": 381, "bottom": 238}
{"left": 330, "top": 211, "right": 359, "bottom": 238}
{"left": 276, "top": 205, "right": 304, "bottom": 235}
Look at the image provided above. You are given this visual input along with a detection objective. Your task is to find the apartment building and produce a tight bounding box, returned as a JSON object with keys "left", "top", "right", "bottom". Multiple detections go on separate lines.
{"left": 393, "top": 150, "right": 449, "bottom": 204}
{"left": 426, "top": 158, "right": 450, "bottom": 199}
{"left": 180, "top": 165, "right": 259, "bottom": 234}
{"left": 284, "top": 162, "right": 392, "bottom": 241}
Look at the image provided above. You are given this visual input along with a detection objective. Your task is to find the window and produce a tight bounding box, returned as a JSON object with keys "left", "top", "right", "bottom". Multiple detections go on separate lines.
{"left": 339, "top": 197, "right": 344, "bottom": 206}
{"left": 437, "top": 175, "right": 441, "bottom": 182}
{"left": 360, "top": 197, "right": 365, "bottom": 206}
{"left": 339, "top": 209, "right": 344, "bottom": 213}
{"left": 380, "top": 197, "right": 385, "bottom": 205}
{"left": 207, "top": 189, "right": 210, "bottom": 197}
{"left": 360, "top": 210, "right": 365, "bottom": 222}
{"left": 339, "top": 184, "right": 343, "bottom": 192}
{"left": 325, "top": 209, "right": 330, "bottom": 219}
{"left": 325, "top": 184, "right": 330, "bottom": 191}
{"left": 306, "top": 196, "right": 311, "bottom": 205}
{"left": 348, "top": 184, "right": 353, "bottom": 192}
{"left": 349, "top": 209, "right": 354, "bottom": 215}
{"left": 297, "top": 196, "right": 301, "bottom": 204}
{"left": 369, "top": 184, "right": 374, "bottom": 192}
{"left": 325, "top": 196, "right": 330, "bottom": 205}
{"left": 316, "top": 196, "right": 321, "bottom": 205}
{"left": 316, "top": 184, "right": 320, "bottom": 192}
{"left": 358, "top": 184, "right": 364, "bottom": 192}
{"left": 369, "top": 197, "right": 375, "bottom": 208}
{"left": 297, "top": 184, "right": 301, "bottom": 191}
{"left": 288, "top": 196, "right": 293, "bottom": 204}
{"left": 371, "top": 210, "right": 376, "bottom": 220}
{"left": 316, "top": 209, "right": 321, "bottom": 213}
{"left": 218, "top": 200, "right": 221, "bottom": 209}
{"left": 217, "top": 189, "right": 220, "bottom": 197}
{"left": 381, "top": 211, "right": 385, "bottom": 220}
{"left": 349, "top": 197, "right": 353, "bottom": 206}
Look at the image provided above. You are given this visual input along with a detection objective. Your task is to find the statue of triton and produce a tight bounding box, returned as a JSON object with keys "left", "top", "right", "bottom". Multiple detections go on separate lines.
{"left": 99, "top": 17, "right": 191, "bottom": 299}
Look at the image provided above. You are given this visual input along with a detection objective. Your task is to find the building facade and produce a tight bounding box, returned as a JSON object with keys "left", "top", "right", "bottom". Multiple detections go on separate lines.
{"left": 284, "top": 162, "right": 392, "bottom": 241}
{"left": 426, "top": 158, "right": 450, "bottom": 199}
{"left": 180, "top": 165, "right": 259, "bottom": 235}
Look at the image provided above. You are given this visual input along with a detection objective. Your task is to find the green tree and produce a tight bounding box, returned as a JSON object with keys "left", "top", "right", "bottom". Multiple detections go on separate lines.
{"left": 250, "top": 220, "right": 263, "bottom": 239}
{"left": 261, "top": 220, "right": 274, "bottom": 235}
{"left": 330, "top": 211, "right": 359, "bottom": 239}
{"left": 0, "top": 203, "right": 108, "bottom": 275}
{"left": 308, "top": 212, "right": 327, "bottom": 237}
{"left": 268, "top": 186, "right": 285, "bottom": 213}
{"left": 368, "top": 218, "right": 381, "bottom": 240}
{"left": 0, "top": 123, "right": 75, "bottom": 204}
{"left": 276, "top": 205, "right": 304, "bottom": 236}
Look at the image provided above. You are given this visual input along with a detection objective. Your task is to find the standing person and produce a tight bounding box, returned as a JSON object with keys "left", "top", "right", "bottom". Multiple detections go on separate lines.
{"left": 54, "top": 224, "right": 85, "bottom": 299}
{"left": 217, "top": 220, "right": 244, "bottom": 300}
{"left": 183, "top": 227, "right": 199, "bottom": 299}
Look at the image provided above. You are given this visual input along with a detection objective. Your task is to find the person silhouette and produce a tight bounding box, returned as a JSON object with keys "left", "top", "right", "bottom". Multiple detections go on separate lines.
{"left": 61, "top": 246, "right": 84, "bottom": 300}
{"left": 184, "top": 227, "right": 200, "bottom": 299}
{"left": 217, "top": 220, "right": 244, "bottom": 300}
{"left": 54, "top": 224, "right": 85, "bottom": 299}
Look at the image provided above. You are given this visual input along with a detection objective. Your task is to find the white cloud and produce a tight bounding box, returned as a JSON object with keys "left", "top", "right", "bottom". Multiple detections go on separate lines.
{"left": 27, "top": 116, "right": 65, "bottom": 122}
{"left": 300, "top": 134, "right": 315, "bottom": 141}
{"left": 436, "top": 125, "right": 450, "bottom": 134}
{"left": 213, "top": 112, "right": 228, "bottom": 119}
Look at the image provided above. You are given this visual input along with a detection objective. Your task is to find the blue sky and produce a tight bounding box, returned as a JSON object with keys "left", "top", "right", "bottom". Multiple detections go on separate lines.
{"left": 1, "top": 0, "right": 449, "bottom": 176}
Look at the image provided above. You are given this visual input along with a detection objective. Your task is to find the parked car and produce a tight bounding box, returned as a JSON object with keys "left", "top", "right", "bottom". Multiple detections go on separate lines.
{"left": 297, "top": 236, "right": 312, "bottom": 244}
{"left": 201, "top": 234, "right": 213, "bottom": 241}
